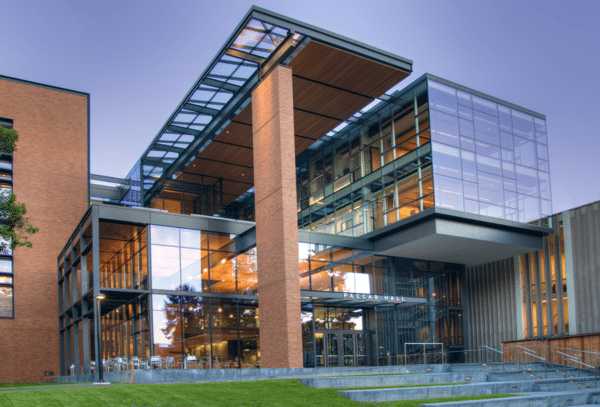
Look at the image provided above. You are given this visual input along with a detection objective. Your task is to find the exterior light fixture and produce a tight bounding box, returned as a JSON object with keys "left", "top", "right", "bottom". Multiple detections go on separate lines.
{"left": 95, "top": 292, "right": 106, "bottom": 383}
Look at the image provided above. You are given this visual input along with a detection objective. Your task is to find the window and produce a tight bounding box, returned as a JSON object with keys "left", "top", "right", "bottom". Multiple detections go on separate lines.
{"left": 0, "top": 117, "right": 13, "bottom": 318}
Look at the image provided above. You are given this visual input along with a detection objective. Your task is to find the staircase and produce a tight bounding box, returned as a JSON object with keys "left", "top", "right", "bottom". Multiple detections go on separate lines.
{"left": 299, "top": 363, "right": 600, "bottom": 406}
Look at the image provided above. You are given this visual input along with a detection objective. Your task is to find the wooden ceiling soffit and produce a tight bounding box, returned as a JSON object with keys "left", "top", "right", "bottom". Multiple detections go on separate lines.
{"left": 288, "top": 41, "right": 409, "bottom": 99}
{"left": 222, "top": 179, "right": 254, "bottom": 197}
{"left": 196, "top": 142, "right": 254, "bottom": 168}
{"left": 233, "top": 104, "right": 253, "bottom": 126}
{"left": 292, "top": 76, "right": 372, "bottom": 121}
{"left": 213, "top": 121, "right": 253, "bottom": 148}
{"left": 187, "top": 157, "right": 254, "bottom": 181}
{"left": 295, "top": 136, "right": 318, "bottom": 156}
{"left": 294, "top": 109, "right": 340, "bottom": 140}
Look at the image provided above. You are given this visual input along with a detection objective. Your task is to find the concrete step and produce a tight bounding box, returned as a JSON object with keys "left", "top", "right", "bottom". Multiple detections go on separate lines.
{"left": 300, "top": 372, "right": 488, "bottom": 388}
{"left": 417, "top": 391, "right": 598, "bottom": 407}
{"left": 488, "top": 370, "right": 596, "bottom": 382}
{"left": 448, "top": 363, "right": 541, "bottom": 372}
{"left": 338, "top": 379, "right": 599, "bottom": 402}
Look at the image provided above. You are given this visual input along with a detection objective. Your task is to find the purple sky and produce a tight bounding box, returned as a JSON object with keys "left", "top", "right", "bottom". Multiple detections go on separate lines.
{"left": 2, "top": 0, "right": 598, "bottom": 213}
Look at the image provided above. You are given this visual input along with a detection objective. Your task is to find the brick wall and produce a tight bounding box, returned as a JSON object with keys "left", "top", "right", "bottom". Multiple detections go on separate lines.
{"left": 0, "top": 76, "right": 88, "bottom": 382}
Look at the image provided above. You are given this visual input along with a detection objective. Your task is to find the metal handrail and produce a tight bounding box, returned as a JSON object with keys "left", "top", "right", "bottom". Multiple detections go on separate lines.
{"left": 479, "top": 346, "right": 504, "bottom": 370}
{"left": 514, "top": 345, "right": 537, "bottom": 354}
{"left": 548, "top": 345, "right": 600, "bottom": 356}
{"left": 518, "top": 351, "right": 547, "bottom": 378}
{"left": 564, "top": 357, "right": 595, "bottom": 378}
{"left": 480, "top": 345, "right": 503, "bottom": 354}
{"left": 404, "top": 342, "right": 445, "bottom": 365}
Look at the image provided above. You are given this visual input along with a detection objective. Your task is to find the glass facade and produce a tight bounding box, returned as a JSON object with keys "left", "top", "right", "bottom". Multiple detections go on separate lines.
{"left": 294, "top": 76, "right": 552, "bottom": 238}
{"left": 297, "top": 80, "right": 433, "bottom": 236}
{"left": 148, "top": 225, "right": 260, "bottom": 368}
{"left": 428, "top": 79, "right": 551, "bottom": 223}
{"left": 299, "top": 243, "right": 464, "bottom": 366}
{"left": 151, "top": 295, "right": 259, "bottom": 368}
{"left": 150, "top": 226, "right": 256, "bottom": 295}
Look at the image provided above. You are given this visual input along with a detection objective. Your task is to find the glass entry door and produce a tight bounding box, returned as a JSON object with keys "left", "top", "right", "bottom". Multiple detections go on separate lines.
{"left": 315, "top": 331, "right": 366, "bottom": 367}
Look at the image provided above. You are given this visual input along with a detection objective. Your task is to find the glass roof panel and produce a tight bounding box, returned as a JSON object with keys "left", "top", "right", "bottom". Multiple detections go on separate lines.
{"left": 174, "top": 112, "right": 195, "bottom": 123}
{"left": 179, "top": 135, "right": 195, "bottom": 143}
{"left": 211, "top": 92, "right": 233, "bottom": 104}
{"left": 246, "top": 19, "right": 265, "bottom": 30}
{"left": 147, "top": 150, "right": 166, "bottom": 158}
{"left": 234, "top": 65, "right": 257, "bottom": 79}
{"left": 193, "top": 115, "right": 212, "bottom": 124}
{"left": 210, "top": 62, "right": 237, "bottom": 77}
{"left": 271, "top": 27, "right": 288, "bottom": 37}
{"left": 233, "top": 29, "right": 265, "bottom": 48}
{"left": 192, "top": 89, "right": 216, "bottom": 101}
{"left": 159, "top": 134, "right": 179, "bottom": 142}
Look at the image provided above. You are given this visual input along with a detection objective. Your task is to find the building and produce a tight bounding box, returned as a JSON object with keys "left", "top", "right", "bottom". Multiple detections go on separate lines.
{"left": 0, "top": 75, "right": 89, "bottom": 382}
{"left": 2, "top": 7, "right": 598, "bottom": 382}
{"left": 57, "top": 6, "right": 563, "bottom": 376}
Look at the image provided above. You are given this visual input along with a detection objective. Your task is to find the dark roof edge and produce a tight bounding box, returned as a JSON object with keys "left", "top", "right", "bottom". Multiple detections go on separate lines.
{"left": 251, "top": 6, "right": 413, "bottom": 70}
{"left": 424, "top": 73, "right": 545, "bottom": 120}
{"left": 0, "top": 74, "right": 89, "bottom": 98}
{"left": 363, "top": 206, "right": 553, "bottom": 242}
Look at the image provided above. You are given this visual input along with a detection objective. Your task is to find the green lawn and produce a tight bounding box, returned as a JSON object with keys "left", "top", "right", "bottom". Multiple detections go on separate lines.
{"left": 0, "top": 379, "right": 517, "bottom": 407}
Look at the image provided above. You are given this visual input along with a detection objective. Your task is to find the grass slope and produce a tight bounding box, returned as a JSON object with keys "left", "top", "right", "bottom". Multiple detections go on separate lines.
{"left": 0, "top": 379, "right": 517, "bottom": 407}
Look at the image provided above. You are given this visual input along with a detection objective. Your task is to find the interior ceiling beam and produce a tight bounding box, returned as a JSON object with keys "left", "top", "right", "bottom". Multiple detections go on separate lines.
{"left": 181, "top": 172, "right": 254, "bottom": 185}
{"left": 193, "top": 156, "right": 253, "bottom": 169}
{"left": 212, "top": 139, "right": 253, "bottom": 150}
{"left": 293, "top": 73, "right": 374, "bottom": 100}
{"left": 142, "top": 157, "right": 172, "bottom": 169}
{"left": 182, "top": 103, "right": 220, "bottom": 116}
{"left": 202, "top": 78, "right": 241, "bottom": 93}
{"left": 152, "top": 143, "right": 186, "bottom": 154}
{"left": 294, "top": 107, "right": 344, "bottom": 122}
{"left": 167, "top": 124, "right": 201, "bottom": 136}
{"left": 259, "top": 32, "right": 297, "bottom": 80}
{"left": 225, "top": 48, "right": 265, "bottom": 64}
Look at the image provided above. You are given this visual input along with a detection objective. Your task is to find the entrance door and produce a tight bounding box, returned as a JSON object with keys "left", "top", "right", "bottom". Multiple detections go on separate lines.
{"left": 315, "top": 331, "right": 366, "bottom": 367}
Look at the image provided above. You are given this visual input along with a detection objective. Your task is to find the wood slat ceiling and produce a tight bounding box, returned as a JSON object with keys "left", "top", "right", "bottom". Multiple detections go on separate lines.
{"left": 288, "top": 41, "right": 409, "bottom": 98}
{"left": 180, "top": 40, "right": 409, "bottom": 208}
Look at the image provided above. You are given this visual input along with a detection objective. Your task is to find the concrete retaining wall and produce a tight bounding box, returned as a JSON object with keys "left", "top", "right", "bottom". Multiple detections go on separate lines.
{"left": 299, "top": 372, "right": 488, "bottom": 388}
{"left": 423, "top": 391, "right": 595, "bottom": 407}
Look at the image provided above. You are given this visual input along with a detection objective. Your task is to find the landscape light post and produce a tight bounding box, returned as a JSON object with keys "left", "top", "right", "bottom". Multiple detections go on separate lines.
{"left": 96, "top": 292, "right": 106, "bottom": 382}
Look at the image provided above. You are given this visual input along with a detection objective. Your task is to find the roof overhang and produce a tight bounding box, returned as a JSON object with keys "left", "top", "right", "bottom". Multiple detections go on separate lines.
{"left": 139, "top": 6, "right": 413, "bottom": 207}
{"left": 364, "top": 207, "right": 552, "bottom": 266}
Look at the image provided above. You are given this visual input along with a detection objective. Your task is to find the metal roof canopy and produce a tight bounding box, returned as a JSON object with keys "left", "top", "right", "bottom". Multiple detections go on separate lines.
{"left": 140, "top": 6, "right": 413, "bottom": 207}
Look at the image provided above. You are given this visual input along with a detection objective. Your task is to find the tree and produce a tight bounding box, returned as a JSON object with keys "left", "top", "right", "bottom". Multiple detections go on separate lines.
{"left": 0, "top": 126, "right": 38, "bottom": 252}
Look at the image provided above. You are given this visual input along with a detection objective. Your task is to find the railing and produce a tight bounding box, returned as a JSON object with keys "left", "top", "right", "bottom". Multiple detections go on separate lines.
{"left": 547, "top": 345, "right": 600, "bottom": 368}
{"left": 404, "top": 342, "right": 444, "bottom": 365}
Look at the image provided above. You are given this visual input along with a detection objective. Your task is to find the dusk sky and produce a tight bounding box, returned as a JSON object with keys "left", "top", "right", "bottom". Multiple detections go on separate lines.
{"left": 1, "top": 0, "right": 598, "bottom": 213}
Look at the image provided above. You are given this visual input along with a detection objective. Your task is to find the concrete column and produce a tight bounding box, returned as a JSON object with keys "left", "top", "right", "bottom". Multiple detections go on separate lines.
{"left": 252, "top": 65, "right": 302, "bottom": 368}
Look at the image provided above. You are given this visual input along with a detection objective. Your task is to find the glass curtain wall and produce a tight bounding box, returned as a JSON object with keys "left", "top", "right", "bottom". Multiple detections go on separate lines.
{"left": 150, "top": 226, "right": 257, "bottom": 295}
{"left": 299, "top": 242, "right": 464, "bottom": 366}
{"left": 149, "top": 225, "right": 259, "bottom": 368}
{"left": 428, "top": 79, "right": 551, "bottom": 224}
{"left": 297, "top": 80, "right": 432, "bottom": 237}
{"left": 99, "top": 223, "right": 148, "bottom": 290}
{"left": 151, "top": 295, "right": 259, "bottom": 368}
{"left": 100, "top": 297, "right": 150, "bottom": 361}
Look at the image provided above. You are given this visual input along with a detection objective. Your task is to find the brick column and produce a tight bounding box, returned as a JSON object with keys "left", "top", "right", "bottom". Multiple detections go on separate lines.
{"left": 252, "top": 65, "right": 302, "bottom": 368}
